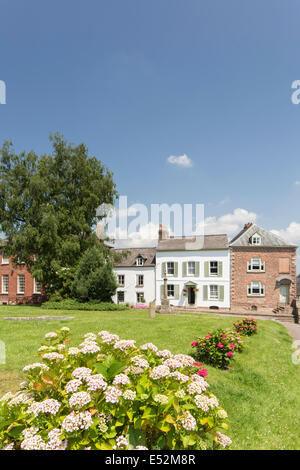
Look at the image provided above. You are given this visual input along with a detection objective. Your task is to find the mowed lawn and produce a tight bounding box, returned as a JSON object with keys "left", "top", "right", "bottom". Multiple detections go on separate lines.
{"left": 0, "top": 306, "right": 300, "bottom": 450}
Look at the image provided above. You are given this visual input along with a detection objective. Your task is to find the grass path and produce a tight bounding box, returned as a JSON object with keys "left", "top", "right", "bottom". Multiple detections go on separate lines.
{"left": 0, "top": 305, "right": 300, "bottom": 450}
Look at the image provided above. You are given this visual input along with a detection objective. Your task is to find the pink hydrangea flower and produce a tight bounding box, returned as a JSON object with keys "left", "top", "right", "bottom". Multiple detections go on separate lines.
{"left": 191, "top": 342, "right": 198, "bottom": 347}
{"left": 217, "top": 343, "right": 224, "bottom": 348}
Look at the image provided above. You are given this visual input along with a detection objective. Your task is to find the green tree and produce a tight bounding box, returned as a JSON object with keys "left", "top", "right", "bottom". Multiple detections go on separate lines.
{"left": 71, "top": 246, "right": 118, "bottom": 302}
{"left": 0, "top": 134, "right": 117, "bottom": 296}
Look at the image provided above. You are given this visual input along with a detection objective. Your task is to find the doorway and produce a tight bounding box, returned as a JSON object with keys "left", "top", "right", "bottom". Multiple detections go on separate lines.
{"left": 188, "top": 287, "right": 195, "bottom": 305}
{"left": 279, "top": 285, "right": 290, "bottom": 304}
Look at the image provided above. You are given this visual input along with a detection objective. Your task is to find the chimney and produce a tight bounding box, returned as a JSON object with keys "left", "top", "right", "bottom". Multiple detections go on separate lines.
{"left": 158, "top": 224, "right": 169, "bottom": 240}
{"left": 244, "top": 222, "right": 253, "bottom": 230}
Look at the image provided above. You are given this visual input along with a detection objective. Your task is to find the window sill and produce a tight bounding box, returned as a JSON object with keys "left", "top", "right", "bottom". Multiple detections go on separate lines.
{"left": 1, "top": 293, "right": 8, "bottom": 295}
{"left": 247, "top": 294, "right": 265, "bottom": 297}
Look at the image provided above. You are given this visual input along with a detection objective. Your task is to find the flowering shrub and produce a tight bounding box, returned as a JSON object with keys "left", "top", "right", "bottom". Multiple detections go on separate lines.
{"left": 233, "top": 318, "right": 258, "bottom": 336}
{"left": 0, "top": 328, "right": 231, "bottom": 450}
{"left": 191, "top": 329, "right": 244, "bottom": 369}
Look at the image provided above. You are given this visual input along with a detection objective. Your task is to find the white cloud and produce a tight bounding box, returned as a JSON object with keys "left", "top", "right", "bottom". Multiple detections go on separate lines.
{"left": 167, "top": 154, "right": 193, "bottom": 168}
{"left": 202, "top": 208, "right": 257, "bottom": 236}
{"left": 270, "top": 222, "right": 300, "bottom": 245}
{"left": 108, "top": 222, "right": 159, "bottom": 248}
{"left": 295, "top": 181, "right": 300, "bottom": 185}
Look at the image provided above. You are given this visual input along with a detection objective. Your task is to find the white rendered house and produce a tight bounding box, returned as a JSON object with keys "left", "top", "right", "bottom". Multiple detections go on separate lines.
{"left": 155, "top": 231, "right": 230, "bottom": 309}
{"left": 112, "top": 248, "right": 156, "bottom": 306}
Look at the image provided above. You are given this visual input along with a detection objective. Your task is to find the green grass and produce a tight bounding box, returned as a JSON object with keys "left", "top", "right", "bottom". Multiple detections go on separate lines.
{"left": 0, "top": 305, "right": 299, "bottom": 450}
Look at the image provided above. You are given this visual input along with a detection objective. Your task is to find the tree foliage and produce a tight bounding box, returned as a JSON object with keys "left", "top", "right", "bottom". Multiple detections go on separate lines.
{"left": 71, "top": 246, "right": 118, "bottom": 302}
{"left": 0, "top": 134, "right": 117, "bottom": 296}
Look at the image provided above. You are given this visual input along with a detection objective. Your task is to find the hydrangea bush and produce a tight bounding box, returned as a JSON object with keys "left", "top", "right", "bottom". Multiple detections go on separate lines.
{"left": 0, "top": 328, "right": 231, "bottom": 450}
{"left": 233, "top": 318, "right": 258, "bottom": 336}
{"left": 191, "top": 329, "right": 244, "bottom": 369}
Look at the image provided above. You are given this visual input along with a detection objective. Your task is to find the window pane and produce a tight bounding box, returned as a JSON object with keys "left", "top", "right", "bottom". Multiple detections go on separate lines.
{"left": 17, "top": 275, "right": 25, "bottom": 294}
{"left": 2, "top": 275, "right": 8, "bottom": 294}
{"left": 167, "top": 262, "right": 174, "bottom": 275}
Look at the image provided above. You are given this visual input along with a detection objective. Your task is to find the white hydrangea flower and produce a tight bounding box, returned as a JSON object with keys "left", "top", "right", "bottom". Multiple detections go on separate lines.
{"left": 113, "top": 435, "right": 128, "bottom": 449}
{"left": 69, "top": 391, "right": 91, "bottom": 408}
{"left": 80, "top": 341, "right": 100, "bottom": 355}
{"left": 86, "top": 375, "right": 107, "bottom": 392}
{"left": 173, "top": 354, "right": 195, "bottom": 366}
{"left": 156, "top": 349, "right": 172, "bottom": 358}
{"left": 216, "top": 432, "right": 232, "bottom": 448}
{"left": 26, "top": 399, "right": 61, "bottom": 417}
{"left": 21, "top": 435, "right": 46, "bottom": 450}
{"left": 23, "top": 363, "right": 49, "bottom": 372}
{"left": 140, "top": 342, "right": 158, "bottom": 352}
{"left": 175, "top": 389, "right": 186, "bottom": 399}
{"left": 187, "top": 380, "right": 208, "bottom": 395}
{"left": 154, "top": 394, "right": 169, "bottom": 405}
{"left": 194, "top": 394, "right": 219, "bottom": 411}
{"left": 68, "top": 347, "right": 81, "bottom": 356}
{"left": 38, "top": 346, "right": 50, "bottom": 352}
{"left": 45, "top": 332, "right": 58, "bottom": 339}
{"left": 123, "top": 390, "right": 136, "bottom": 401}
{"left": 150, "top": 365, "right": 170, "bottom": 380}
{"left": 114, "top": 340, "right": 136, "bottom": 351}
{"left": 62, "top": 411, "right": 93, "bottom": 433}
{"left": 162, "top": 358, "right": 183, "bottom": 370}
{"left": 83, "top": 332, "right": 97, "bottom": 340}
{"left": 1, "top": 443, "right": 14, "bottom": 450}
{"left": 104, "top": 386, "right": 122, "bottom": 403}
{"left": 7, "top": 392, "right": 32, "bottom": 407}
{"left": 72, "top": 367, "right": 92, "bottom": 380}
{"left": 65, "top": 379, "right": 82, "bottom": 394}
{"left": 61, "top": 327, "right": 70, "bottom": 332}
{"left": 22, "top": 427, "right": 39, "bottom": 439}
{"left": 46, "top": 428, "right": 67, "bottom": 450}
{"left": 217, "top": 409, "right": 228, "bottom": 419}
{"left": 169, "top": 371, "right": 189, "bottom": 383}
{"left": 42, "top": 352, "right": 64, "bottom": 361}
{"left": 180, "top": 411, "right": 196, "bottom": 431}
{"left": 131, "top": 356, "right": 150, "bottom": 369}
{"left": 113, "top": 374, "right": 130, "bottom": 386}
{"left": 57, "top": 344, "right": 66, "bottom": 351}
{"left": 134, "top": 446, "right": 148, "bottom": 450}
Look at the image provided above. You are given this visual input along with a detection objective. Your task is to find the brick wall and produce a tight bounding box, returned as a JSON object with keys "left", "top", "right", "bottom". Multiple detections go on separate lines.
{"left": 0, "top": 254, "right": 46, "bottom": 305}
{"left": 230, "top": 247, "right": 297, "bottom": 312}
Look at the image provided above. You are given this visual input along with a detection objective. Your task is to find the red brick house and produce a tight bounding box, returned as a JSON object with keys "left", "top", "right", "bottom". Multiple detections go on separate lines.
{"left": 230, "top": 223, "right": 297, "bottom": 315}
{"left": 0, "top": 239, "right": 46, "bottom": 305}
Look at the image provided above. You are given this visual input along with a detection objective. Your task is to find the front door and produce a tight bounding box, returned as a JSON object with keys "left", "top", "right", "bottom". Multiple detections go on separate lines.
{"left": 279, "top": 285, "right": 290, "bottom": 304}
{"left": 188, "top": 287, "right": 195, "bottom": 305}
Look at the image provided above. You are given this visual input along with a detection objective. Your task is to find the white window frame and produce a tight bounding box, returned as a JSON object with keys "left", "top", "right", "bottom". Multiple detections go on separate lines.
{"left": 187, "top": 261, "right": 196, "bottom": 276}
{"left": 34, "top": 278, "right": 41, "bottom": 294}
{"left": 1, "top": 251, "right": 9, "bottom": 265}
{"left": 117, "top": 290, "right": 125, "bottom": 303}
{"left": 209, "top": 261, "right": 218, "bottom": 276}
{"left": 247, "top": 257, "right": 265, "bottom": 272}
{"left": 136, "top": 292, "right": 144, "bottom": 303}
{"left": 136, "top": 256, "right": 144, "bottom": 266}
{"left": 250, "top": 234, "right": 261, "bottom": 245}
{"left": 247, "top": 281, "right": 265, "bottom": 297}
{"left": 118, "top": 275, "right": 125, "bottom": 286}
{"left": 137, "top": 274, "right": 144, "bottom": 286}
{"left": 167, "top": 284, "right": 175, "bottom": 298}
{"left": 167, "top": 262, "right": 175, "bottom": 276}
{"left": 2, "top": 274, "right": 8, "bottom": 294}
{"left": 209, "top": 284, "right": 219, "bottom": 300}
{"left": 17, "top": 274, "right": 25, "bottom": 295}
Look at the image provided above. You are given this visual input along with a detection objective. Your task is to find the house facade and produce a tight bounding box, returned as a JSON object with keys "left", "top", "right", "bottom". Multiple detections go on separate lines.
{"left": 230, "top": 223, "right": 297, "bottom": 313}
{"left": 155, "top": 233, "right": 230, "bottom": 309}
{"left": 0, "top": 241, "right": 45, "bottom": 305}
{"left": 112, "top": 248, "right": 156, "bottom": 305}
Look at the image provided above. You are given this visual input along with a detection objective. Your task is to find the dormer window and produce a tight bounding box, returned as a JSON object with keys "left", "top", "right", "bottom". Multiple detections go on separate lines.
{"left": 136, "top": 256, "right": 144, "bottom": 266}
{"left": 250, "top": 234, "right": 261, "bottom": 245}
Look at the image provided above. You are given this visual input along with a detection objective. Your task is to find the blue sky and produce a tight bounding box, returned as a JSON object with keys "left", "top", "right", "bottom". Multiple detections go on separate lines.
{"left": 0, "top": 1, "right": 300, "bottom": 267}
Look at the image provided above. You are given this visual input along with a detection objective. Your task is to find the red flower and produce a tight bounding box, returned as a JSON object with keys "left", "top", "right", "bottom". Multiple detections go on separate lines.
{"left": 198, "top": 368, "right": 208, "bottom": 377}
{"left": 193, "top": 362, "right": 203, "bottom": 367}
{"left": 205, "top": 335, "right": 212, "bottom": 339}
{"left": 191, "top": 341, "right": 198, "bottom": 347}
{"left": 229, "top": 343, "right": 235, "bottom": 350}
{"left": 217, "top": 343, "right": 224, "bottom": 348}
{"left": 221, "top": 334, "right": 227, "bottom": 338}
{"left": 227, "top": 351, "right": 233, "bottom": 357}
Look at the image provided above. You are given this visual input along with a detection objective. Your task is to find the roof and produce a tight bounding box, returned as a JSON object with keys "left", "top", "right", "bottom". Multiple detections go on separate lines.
{"left": 157, "top": 234, "right": 228, "bottom": 251}
{"left": 229, "top": 223, "right": 298, "bottom": 248}
{"left": 113, "top": 247, "right": 156, "bottom": 267}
